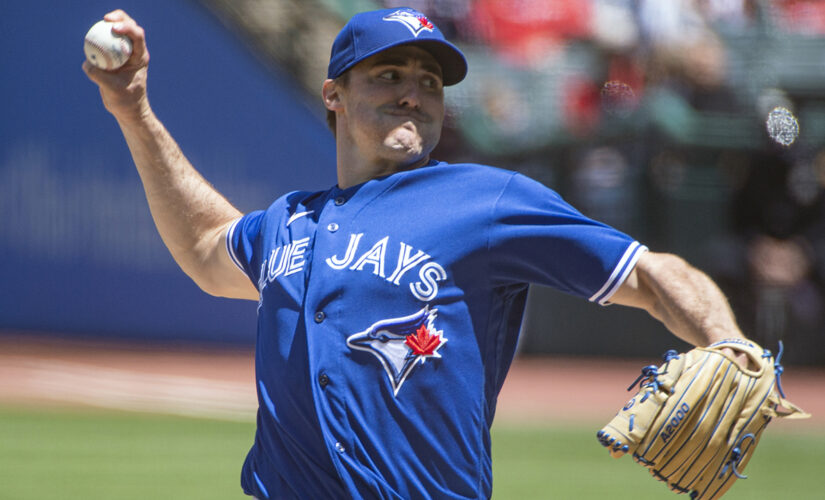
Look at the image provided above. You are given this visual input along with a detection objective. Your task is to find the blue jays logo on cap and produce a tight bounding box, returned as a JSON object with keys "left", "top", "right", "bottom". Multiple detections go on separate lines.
{"left": 327, "top": 7, "right": 468, "bottom": 86}
{"left": 382, "top": 9, "right": 434, "bottom": 37}
{"left": 347, "top": 306, "right": 447, "bottom": 396}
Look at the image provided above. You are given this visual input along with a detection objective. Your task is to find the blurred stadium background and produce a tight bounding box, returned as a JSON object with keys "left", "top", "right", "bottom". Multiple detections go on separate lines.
{"left": 2, "top": 1, "right": 825, "bottom": 498}
{"left": 3, "top": 0, "right": 825, "bottom": 362}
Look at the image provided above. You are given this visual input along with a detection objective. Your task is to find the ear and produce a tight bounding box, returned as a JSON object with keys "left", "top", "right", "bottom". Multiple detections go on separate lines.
{"left": 322, "top": 79, "right": 343, "bottom": 112}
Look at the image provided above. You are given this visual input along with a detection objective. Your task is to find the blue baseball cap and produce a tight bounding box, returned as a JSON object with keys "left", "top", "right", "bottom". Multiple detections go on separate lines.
{"left": 327, "top": 8, "right": 468, "bottom": 86}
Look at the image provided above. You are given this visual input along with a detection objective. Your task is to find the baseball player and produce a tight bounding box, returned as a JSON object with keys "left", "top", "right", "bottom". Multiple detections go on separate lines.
{"left": 84, "top": 7, "right": 751, "bottom": 499}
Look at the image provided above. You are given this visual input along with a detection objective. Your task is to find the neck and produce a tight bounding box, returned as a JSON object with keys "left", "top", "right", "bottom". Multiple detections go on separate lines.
{"left": 335, "top": 138, "right": 431, "bottom": 190}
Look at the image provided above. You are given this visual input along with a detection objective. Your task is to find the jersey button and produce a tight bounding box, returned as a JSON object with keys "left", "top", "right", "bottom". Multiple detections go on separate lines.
{"left": 318, "top": 373, "right": 330, "bottom": 388}
{"left": 334, "top": 442, "right": 345, "bottom": 453}
{"left": 314, "top": 311, "right": 326, "bottom": 323}
{"left": 334, "top": 197, "right": 346, "bottom": 206}
{"left": 327, "top": 222, "right": 339, "bottom": 232}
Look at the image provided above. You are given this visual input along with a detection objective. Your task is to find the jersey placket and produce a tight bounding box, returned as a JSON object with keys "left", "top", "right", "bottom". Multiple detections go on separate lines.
{"left": 302, "top": 186, "right": 358, "bottom": 479}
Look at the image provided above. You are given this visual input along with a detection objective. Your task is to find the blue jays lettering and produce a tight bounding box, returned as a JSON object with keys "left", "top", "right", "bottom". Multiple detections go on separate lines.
{"left": 257, "top": 232, "right": 448, "bottom": 302}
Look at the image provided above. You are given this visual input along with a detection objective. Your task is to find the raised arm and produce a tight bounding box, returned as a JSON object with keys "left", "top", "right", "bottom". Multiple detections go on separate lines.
{"left": 83, "top": 10, "right": 257, "bottom": 300}
{"left": 610, "top": 251, "right": 745, "bottom": 347}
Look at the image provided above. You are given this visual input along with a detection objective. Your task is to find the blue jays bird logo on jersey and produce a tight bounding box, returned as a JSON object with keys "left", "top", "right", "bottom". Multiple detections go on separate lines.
{"left": 347, "top": 306, "right": 446, "bottom": 396}
{"left": 382, "top": 9, "right": 435, "bottom": 38}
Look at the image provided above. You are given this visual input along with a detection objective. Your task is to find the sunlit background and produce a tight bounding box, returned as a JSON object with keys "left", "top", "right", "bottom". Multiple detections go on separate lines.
{"left": 4, "top": 0, "right": 823, "bottom": 363}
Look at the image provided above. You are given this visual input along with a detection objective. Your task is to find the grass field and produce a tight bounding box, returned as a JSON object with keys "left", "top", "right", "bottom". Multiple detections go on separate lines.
{"left": 492, "top": 421, "right": 825, "bottom": 499}
{"left": 1, "top": 406, "right": 822, "bottom": 499}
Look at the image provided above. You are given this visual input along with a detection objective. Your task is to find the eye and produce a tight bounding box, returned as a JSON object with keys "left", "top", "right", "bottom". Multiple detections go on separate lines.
{"left": 371, "top": 329, "right": 391, "bottom": 342}
{"left": 378, "top": 70, "right": 398, "bottom": 81}
{"left": 422, "top": 74, "right": 443, "bottom": 91}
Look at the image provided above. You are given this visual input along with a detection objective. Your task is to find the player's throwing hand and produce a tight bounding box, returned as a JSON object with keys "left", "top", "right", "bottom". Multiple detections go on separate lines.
{"left": 82, "top": 10, "right": 150, "bottom": 121}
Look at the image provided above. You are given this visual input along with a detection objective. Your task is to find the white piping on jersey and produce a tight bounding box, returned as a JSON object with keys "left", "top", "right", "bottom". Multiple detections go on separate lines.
{"left": 226, "top": 216, "right": 246, "bottom": 273}
{"left": 589, "top": 241, "right": 648, "bottom": 305}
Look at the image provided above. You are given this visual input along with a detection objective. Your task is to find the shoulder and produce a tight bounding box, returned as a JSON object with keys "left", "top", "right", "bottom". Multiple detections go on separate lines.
{"left": 393, "top": 161, "right": 565, "bottom": 213}
{"left": 258, "top": 189, "right": 329, "bottom": 217}
{"left": 431, "top": 161, "right": 558, "bottom": 193}
{"left": 276, "top": 189, "right": 328, "bottom": 210}
{"left": 405, "top": 161, "right": 532, "bottom": 193}
{"left": 237, "top": 189, "right": 329, "bottom": 233}
{"left": 426, "top": 161, "right": 518, "bottom": 180}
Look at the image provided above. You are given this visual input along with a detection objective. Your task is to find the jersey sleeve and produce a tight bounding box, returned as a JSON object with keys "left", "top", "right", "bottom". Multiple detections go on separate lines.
{"left": 226, "top": 210, "right": 266, "bottom": 287}
{"left": 488, "top": 172, "right": 647, "bottom": 304}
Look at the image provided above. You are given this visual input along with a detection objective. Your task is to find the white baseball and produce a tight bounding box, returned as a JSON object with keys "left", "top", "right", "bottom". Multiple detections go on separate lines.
{"left": 84, "top": 20, "right": 133, "bottom": 70}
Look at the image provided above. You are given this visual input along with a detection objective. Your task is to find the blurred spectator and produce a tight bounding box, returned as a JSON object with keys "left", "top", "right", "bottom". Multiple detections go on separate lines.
{"left": 637, "top": 0, "right": 743, "bottom": 108}
{"left": 562, "top": 75, "right": 603, "bottom": 136}
{"left": 467, "top": 0, "right": 592, "bottom": 66}
{"left": 638, "top": 0, "right": 729, "bottom": 98}
{"left": 697, "top": 0, "right": 758, "bottom": 29}
{"left": 713, "top": 150, "right": 825, "bottom": 357}
{"left": 641, "top": 17, "right": 752, "bottom": 149}
{"left": 379, "top": 0, "right": 472, "bottom": 40}
{"left": 774, "top": 0, "right": 825, "bottom": 35}
{"left": 591, "top": 0, "right": 640, "bottom": 52}
{"left": 637, "top": 0, "right": 709, "bottom": 49}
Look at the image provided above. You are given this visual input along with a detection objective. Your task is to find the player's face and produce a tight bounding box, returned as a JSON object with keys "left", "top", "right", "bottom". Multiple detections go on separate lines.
{"left": 337, "top": 46, "right": 445, "bottom": 168}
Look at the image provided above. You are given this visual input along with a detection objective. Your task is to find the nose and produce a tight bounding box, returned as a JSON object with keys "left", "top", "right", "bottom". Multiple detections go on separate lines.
{"left": 398, "top": 80, "right": 421, "bottom": 110}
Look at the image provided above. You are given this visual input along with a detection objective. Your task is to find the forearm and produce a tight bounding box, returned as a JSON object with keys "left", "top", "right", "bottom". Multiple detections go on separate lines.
{"left": 613, "top": 252, "right": 744, "bottom": 347}
{"left": 643, "top": 254, "right": 743, "bottom": 345}
{"left": 117, "top": 109, "right": 242, "bottom": 286}
{"left": 82, "top": 11, "right": 257, "bottom": 300}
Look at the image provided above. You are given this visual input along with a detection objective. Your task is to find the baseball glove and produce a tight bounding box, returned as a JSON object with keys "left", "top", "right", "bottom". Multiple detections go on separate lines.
{"left": 597, "top": 339, "right": 809, "bottom": 499}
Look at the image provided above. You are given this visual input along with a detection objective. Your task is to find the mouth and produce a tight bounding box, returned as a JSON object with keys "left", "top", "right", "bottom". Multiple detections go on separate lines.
{"left": 383, "top": 107, "right": 429, "bottom": 123}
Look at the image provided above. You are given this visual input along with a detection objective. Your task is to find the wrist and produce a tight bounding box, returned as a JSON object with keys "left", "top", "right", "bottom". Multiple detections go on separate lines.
{"left": 113, "top": 97, "right": 153, "bottom": 127}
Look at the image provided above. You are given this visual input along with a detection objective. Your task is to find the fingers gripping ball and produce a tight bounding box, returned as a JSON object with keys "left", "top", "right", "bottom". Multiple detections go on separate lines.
{"left": 597, "top": 340, "right": 810, "bottom": 499}
{"left": 84, "top": 20, "right": 133, "bottom": 70}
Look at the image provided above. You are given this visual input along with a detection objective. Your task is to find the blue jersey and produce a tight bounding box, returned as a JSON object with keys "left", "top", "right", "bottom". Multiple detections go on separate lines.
{"left": 226, "top": 161, "right": 646, "bottom": 499}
